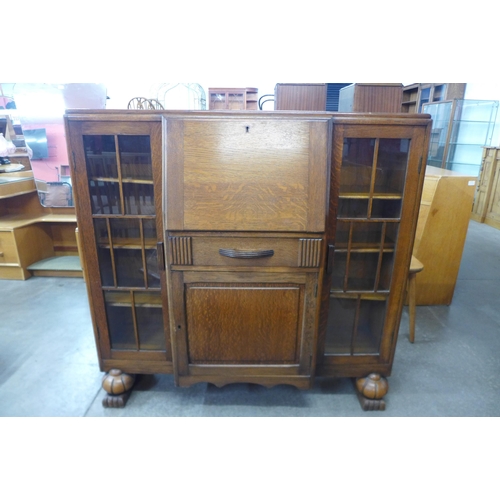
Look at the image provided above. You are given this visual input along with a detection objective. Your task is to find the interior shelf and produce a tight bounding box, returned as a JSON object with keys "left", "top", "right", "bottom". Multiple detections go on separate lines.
{"left": 27, "top": 256, "right": 83, "bottom": 277}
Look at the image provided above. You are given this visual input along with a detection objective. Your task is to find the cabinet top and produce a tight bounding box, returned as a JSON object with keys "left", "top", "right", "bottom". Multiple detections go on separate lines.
{"left": 64, "top": 109, "right": 431, "bottom": 126}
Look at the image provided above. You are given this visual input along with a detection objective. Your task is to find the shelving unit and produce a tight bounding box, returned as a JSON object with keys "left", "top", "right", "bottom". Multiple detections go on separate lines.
{"left": 401, "top": 83, "right": 466, "bottom": 113}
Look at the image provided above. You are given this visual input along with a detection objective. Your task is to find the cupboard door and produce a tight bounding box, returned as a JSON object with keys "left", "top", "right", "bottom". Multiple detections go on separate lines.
{"left": 169, "top": 270, "right": 318, "bottom": 388}
{"left": 185, "top": 283, "right": 302, "bottom": 364}
{"left": 68, "top": 120, "right": 170, "bottom": 364}
{"left": 318, "top": 121, "right": 429, "bottom": 374}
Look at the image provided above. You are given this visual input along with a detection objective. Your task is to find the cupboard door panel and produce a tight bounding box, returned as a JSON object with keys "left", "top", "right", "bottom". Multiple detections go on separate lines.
{"left": 185, "top": 283, "right": 302, "bottom": 364}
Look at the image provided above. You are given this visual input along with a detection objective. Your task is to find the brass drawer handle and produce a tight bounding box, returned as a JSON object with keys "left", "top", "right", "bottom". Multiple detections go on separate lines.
{"left": 219, "top": 248, "right": 274, "bottom": 259}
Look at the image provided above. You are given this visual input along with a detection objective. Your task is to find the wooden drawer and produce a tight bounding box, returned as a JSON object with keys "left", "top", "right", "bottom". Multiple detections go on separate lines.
{"left": 169, "top": 235, "right": 322, "bottom": 268}
{"left": 0, "top": 231, "right": 18, "bottom": 264}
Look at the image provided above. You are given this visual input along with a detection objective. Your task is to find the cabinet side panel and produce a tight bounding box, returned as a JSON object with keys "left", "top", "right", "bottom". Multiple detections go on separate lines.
{"left": 414, "top": 175, "right": 476, "bottom": 305}
{"left": 165, "top": 119, "right": 185, "bottom": 229}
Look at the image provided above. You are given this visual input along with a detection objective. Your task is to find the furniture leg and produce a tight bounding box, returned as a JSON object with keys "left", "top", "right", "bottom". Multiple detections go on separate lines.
{"left": 101, "top": 369, "right": 136, "bottom": 408}
{"left": 354, "top": 373, "right": 388, "bottom": 411}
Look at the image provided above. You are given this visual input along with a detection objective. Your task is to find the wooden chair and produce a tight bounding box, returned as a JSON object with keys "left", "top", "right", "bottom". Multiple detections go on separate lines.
{"left": 408, "top": 255, "right": 424, "bottom": 343}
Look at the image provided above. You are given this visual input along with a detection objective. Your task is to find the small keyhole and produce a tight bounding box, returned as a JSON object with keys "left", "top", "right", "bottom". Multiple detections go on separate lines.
{"left": 245, "top": 126, "right": 250, "bottom": 133}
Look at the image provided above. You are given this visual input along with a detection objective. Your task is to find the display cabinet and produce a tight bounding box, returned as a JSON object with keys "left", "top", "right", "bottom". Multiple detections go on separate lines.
{"left": 65, "top": 110, "right": 431, "bottom": 410}
{"left": 423, "top": 99, "right": 499, "bottom": 176}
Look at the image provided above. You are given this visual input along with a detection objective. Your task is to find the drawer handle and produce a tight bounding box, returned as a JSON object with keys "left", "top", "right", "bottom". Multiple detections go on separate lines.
{"left": 219, "top": 248, "right": 274, "bottom": 259}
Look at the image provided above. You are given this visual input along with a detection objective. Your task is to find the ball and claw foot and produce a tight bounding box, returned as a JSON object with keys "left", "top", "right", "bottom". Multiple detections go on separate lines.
{"left": 354, "top": 373, "right": 389, "bottom": 411}
{"left": 102, "top": 369, "right": 136, "bottom": 408}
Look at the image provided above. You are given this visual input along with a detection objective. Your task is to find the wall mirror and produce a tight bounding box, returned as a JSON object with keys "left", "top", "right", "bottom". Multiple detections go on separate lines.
{"left": 3, "top": 83, "right": 107, "bottom": 207}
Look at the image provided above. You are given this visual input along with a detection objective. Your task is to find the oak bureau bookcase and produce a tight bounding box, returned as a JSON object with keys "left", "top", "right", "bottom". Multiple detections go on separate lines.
{"left": 64, "top": 110, "right": 431, "bottom": 410}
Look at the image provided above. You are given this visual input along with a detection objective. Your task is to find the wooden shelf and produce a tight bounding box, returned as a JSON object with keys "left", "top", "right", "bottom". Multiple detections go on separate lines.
{"left": 339, "top": 193, "right": 403, "bottom": 199}
{"left": 27, "top": 255, "right": 82, "bottom": 278}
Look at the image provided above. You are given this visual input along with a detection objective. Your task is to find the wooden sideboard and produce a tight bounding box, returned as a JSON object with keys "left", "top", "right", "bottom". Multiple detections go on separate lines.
{"left": 412, "top": 166, "right": 477, "bottom": 305}
{"left": 65, "top": 110, "right": 431, "bottom": 410}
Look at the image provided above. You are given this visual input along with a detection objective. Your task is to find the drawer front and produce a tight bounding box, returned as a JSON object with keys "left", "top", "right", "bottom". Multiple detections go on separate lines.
{"left": 169, "top": 235, "right": 322, "bottom": 268}
{"left": 0, "top": 231, "right": 18, "bottom": 264}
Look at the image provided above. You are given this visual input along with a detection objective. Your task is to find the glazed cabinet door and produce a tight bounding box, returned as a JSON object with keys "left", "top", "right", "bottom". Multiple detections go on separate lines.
{"left": 66, "top": 120, "right": 171, "bottom": 373}
{"left": 317, "top": 119, "right": 430, "bottom": 377}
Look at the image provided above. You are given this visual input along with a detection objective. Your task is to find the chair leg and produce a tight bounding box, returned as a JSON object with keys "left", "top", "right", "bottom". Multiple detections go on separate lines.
{"left": 408, "top": 272, "right": 417, "bottom": 343}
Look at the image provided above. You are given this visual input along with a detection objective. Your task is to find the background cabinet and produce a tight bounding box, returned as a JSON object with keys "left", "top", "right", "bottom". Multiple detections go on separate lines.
{"left": 208, "top": 87, "right": 258, "bottom": 110}
{"left": 274, "top": 83, "right": 327, "bottom": 111}
{"left": 401, "top": 83, "right": 466, "bottom": 113}
{"left": 274, "top": 83, "right": 351, "bottom": 111}
{"left": 338, "top": 84, "right": 403, "bottom": 113}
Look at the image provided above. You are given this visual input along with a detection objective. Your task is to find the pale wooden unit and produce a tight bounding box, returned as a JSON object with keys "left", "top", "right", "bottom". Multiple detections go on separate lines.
{"left": 412, "top": 166, "right": 477, "bottom": 305}
{"left": 0, "top": 163, "right": 80, "bottom": 280}
{"left": 471, "top": 147, "right": 500, "bottom": 229}
{"left": 65, "top": 110, "right": 431, "bottom": 410}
